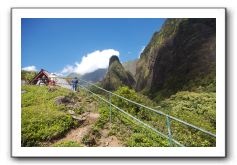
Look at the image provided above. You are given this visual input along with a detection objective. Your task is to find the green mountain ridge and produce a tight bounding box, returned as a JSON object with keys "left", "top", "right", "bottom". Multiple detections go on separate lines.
{"left": 101, "top": 56, "right": 136, "bottom": 91}
{"left": 135, "top": 18, "right": 216, "bottom": 99}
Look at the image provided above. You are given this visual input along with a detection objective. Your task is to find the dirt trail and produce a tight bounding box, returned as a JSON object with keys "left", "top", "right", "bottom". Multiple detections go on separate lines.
{"left": 52, "top": 111, "right": 123, "bottom": 147}
{"left": 51, "top": 92, "right": 123, "bottom": 147}
{"left": 52, "top": 112, "right": 100, "bottom": 146}
{"left": 98, "top": 128, "right": 123, "bottom": 147}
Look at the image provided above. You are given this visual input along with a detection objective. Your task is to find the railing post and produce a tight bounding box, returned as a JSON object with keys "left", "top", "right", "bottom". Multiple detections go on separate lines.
{"left": 109, "top": 93, "right": 112, "bottom": 123}
{"left": 166, "top": 115, "right": 173, "bottom": 146}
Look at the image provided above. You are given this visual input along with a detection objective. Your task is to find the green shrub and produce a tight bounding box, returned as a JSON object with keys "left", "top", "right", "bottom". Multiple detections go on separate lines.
{"left": 98, "top": 86, "right": 216, "bottom": 147}
{"left": 158, "top": 91, "right": 216, "bottom": 146}
{"left": 107, "top": 108, "right": 169, "bottom": 147}
{"left": 21, "top": 105, "right": 75, "bottom": 146}
{"left": 21, "top": 70, "right": 37, "bottom": 83}
{"left": 52, "top": 141, "right": 82, "bottom": 147}
{"left": 126, "top": 133, "right": 169, "bottom": 147}
{"left": 111, "top": 86, "right": 156, "bottom": 119}
{"left": 21, "top": 85, "right": 77, "bottom": 147}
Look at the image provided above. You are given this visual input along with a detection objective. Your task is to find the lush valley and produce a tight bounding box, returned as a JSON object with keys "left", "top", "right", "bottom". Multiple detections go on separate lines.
{"left": 21, "top": 18, "right": 216, "bottom": 147}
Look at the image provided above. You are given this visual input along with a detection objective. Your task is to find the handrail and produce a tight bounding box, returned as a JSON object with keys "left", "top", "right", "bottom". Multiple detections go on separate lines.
{"left": 78, "top": 83, "right": 184, "bottom": 147}
{"left": 55, "top": 77, "right": 216, "bottom": 146}
{"left": 77, "top": 78, "right": 216, "bottom": 137}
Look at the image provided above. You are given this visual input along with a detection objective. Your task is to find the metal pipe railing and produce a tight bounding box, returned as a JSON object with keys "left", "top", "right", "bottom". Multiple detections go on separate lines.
{"left": 78, "top": 83, "right": 184, "bottom": 147}
{"left": 78, "top": 78, "right": 216, "bottom": 137}
{"left": 54, "top": 77, "right": 216, "bottom": 146}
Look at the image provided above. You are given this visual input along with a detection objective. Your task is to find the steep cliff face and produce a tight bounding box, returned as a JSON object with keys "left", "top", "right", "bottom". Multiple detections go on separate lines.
{"left": 135, "top": 18, "right": 216, "bottom": 99}
{"left": 102, "top": 56, "right": 136, "bottom": 91}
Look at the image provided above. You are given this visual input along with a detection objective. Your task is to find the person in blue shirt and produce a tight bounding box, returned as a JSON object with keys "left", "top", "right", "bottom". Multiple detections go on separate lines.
{"left": 71, "top": 77, "right": 79, "bottom": 91}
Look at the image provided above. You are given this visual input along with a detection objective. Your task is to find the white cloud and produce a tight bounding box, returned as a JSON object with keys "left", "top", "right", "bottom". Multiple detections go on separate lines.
{"left": 22, "top": 65, "right": 37, "bottom": 71}
{"left": 61, "top": 65, "right": 74, "bottom": 74}
{"left": 61, "top": 49, "right": 119, "bottom": 75}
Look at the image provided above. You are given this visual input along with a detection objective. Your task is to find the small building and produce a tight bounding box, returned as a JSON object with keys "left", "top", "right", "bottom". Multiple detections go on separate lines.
{"left": 30, "top": 69, "right": 72, "bottom": 90}
{"left": 30, "top": 69, "right": 56, "bottom": 85}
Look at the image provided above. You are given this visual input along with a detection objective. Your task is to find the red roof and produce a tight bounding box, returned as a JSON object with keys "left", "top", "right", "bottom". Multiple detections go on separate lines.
{"left": 30, "top": 69, "right": 50, "bottom": 84}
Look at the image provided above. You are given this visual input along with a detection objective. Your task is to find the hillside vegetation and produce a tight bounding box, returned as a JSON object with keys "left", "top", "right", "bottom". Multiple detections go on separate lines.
{"left": 83, "top": 86, "right": 215, "bottom": 147}
{"left": 21, "top": 70, "right": 37, "bottom": 83}
{"left": 21, "top": 85, "right": 80, "bottom": 146}
{"left": 110, "top": 87, "right": 215, "bottom": 146}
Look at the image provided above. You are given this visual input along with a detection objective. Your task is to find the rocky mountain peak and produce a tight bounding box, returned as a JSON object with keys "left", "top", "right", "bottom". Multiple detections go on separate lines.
{"left": 109, "top": 55, "right": 120, "bottom": 66}
{"left": 102, "top": 56, "right": 135, "bottom": 91}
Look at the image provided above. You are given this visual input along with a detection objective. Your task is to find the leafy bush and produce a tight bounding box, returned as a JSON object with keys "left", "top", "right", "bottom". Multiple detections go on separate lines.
{"left": 52, "top": 141, "right": 82, "bottom": 147}
{"left": 158, "top": 91, "right": 216, "bottom": 146}
{"left": 98, "top": 86, "right": 216, "bottom": 147}
{"left": 126, "top": 133, "right": 169, "bottom": 147}
{"left": 22, "top": 85, "right": 71, "bottom": 107}
{"left": 111, "top": 86, "right": 156, "bottom": 120}
{"left": 21, "top": 70, "right": 37, "bottom": 83}
{"left": 105, "top": 108, "right": 170, "bottom": 147}
{"left": 160, "top": 91, "right": 216, "bottom": 132}
{"left": 88, "top": 89, "right": 169, "bottom": 147}
{"left": 94, "top": 106, "right": 110, "bottom": 129}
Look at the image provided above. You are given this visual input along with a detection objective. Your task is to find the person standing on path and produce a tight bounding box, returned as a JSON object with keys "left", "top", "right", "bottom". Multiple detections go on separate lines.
{"left": 71, "top": 77, "right": 79, "bottom": 91}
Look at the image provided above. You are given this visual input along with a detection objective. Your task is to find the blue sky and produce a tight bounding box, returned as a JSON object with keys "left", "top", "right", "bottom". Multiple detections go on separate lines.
{"left": 22, "top": 18, "right": 165, "bottom": 75}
